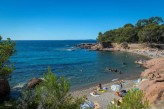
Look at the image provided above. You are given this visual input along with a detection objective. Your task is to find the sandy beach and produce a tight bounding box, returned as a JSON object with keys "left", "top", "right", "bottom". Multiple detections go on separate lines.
{"left": 122, "top": 48, "right": 164, "bottom": 59}
{"left": 71, "top": 79, "right": 137, "bottom": 109}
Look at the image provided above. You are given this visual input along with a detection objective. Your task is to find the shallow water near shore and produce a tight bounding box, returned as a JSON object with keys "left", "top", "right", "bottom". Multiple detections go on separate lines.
{"left": 10, "top": 40, "right": 148, "bottom": 91}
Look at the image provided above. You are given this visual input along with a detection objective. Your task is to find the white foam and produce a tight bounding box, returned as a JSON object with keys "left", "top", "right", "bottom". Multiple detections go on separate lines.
{"left": 12, "top": 83, "right": 26, "bottom": 89}
{"left": 67, "top": 48, "right": 75, "bottom": 51}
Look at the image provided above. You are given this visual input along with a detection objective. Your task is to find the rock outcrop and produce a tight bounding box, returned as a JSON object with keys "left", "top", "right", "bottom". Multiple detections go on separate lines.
{"left": 27, "top": 78, "right": 43, "bottom": 89}
{"left": 120, "top": 42, "right": 129, "bottom": 49}
{"left": 139, "top": 58, "right": 164, "bottom": 105}
{"left": 76, "top": 43, "right": 97, "bottom": 49}
{"left": 76, "top": 42, "right": 132, "bottom": 51}
{"left": 101, "top": 42, "right": 112, "bottom": 48}
{"left": 139, "top": 80, "right": 164, "bottom": 104}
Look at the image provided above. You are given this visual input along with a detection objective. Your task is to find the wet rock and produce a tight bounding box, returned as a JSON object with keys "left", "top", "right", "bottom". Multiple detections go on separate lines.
{"left": 27, "top": 78, "right": 43, "bottom": 89}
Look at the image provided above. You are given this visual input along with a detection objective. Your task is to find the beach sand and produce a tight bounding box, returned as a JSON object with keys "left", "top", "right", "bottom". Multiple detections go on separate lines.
{"left": 71, "top": 79, "right": 136, "bottom": 109}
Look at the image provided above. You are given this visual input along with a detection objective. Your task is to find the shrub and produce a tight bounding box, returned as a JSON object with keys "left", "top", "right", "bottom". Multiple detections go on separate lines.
{"left": 0, "top": 36, "right": 15, "bottom": 102}
{"left": 108, "top": 90, "right": 150, "bottom": 109}
{"left": 17, "top": 67, "right": 83, "bottom": 109}
{"left": 0, "top": 36, "right": 15, "bottom": 79}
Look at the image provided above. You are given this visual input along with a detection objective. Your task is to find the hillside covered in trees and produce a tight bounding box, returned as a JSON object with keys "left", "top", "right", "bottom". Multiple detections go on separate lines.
{"left": 97, "top": 17, "right": 164, "bottom": 44}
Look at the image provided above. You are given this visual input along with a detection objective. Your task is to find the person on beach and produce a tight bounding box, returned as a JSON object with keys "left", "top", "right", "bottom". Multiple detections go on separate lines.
{"left": 92, "top": 89, "right": 99, "bottom": 95}
{"left": 115, "top": 90, "right": 127, "bottom": 98}
{"left": 97, "top": 83, "right": 108, "bottom": 92}
{"left": 115, "top": 91, "right": 120, "bottom": 97}
{"left": 156, "top": 73, "right": 161, "bottom": 78}
{"left": 97, "top": 84, "right": 103, "bottom": 91}
{"left": 119, "top": 71, "right": 122, "bottom": 74}
{"left": 119, "top": 80, "right": 123, "bottom": 88}
{"left": 112, "top": 98, "right": 123, "bottom": 107}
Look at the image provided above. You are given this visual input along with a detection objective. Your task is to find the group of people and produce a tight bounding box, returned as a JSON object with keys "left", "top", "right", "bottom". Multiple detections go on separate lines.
{"left": 112, "top": 80, "right": 128, "bottom": 107}
{"left": 84, "top": 80, "right": 126, "bottom": 108}
{"left": 148, "top": 71, "right": 161, "bottom": 80}
{"left": 106, "top": 68, "right": 122, "bottom": 74}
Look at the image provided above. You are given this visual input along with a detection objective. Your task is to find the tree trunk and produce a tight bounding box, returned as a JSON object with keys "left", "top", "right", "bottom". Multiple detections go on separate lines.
{"left": 0, "top": 79, "right": 10, "bottom": 102}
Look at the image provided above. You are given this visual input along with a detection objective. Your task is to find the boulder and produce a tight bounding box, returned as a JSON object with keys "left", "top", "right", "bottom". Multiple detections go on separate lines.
{"left": 139, "top": 80, "right": 164, "bottom": 104}
{"left": 139, "top": 58, "right": 164, "bottom": 105}
{"left": 27, "top": 78, "right": 43, "bottom": 89}
{"left": 91, "top": 43, "right": 103, "bottom": 50}
{"left": 120, "top": 42, "right": 129, "bottom": 49}
{"left": 0, "top": 79, "right": 10, "bottom": 101}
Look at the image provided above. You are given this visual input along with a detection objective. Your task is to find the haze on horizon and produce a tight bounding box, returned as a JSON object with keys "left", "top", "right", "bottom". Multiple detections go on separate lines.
{"left": 0, "top": 0, "right": 164, "bottom": 40}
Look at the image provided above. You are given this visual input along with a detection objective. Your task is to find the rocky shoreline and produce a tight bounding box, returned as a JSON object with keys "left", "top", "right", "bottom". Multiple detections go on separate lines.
{"left": 76, "top": 43, "right": 164, "bottom": 58}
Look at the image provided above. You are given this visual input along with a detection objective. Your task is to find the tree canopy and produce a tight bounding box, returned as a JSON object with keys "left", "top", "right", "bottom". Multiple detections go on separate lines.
{"left": 0, "top": 36, "right": 15, "bottom": 79}
{"left": 97, "top": 16, "right": 164, "bottom": 44}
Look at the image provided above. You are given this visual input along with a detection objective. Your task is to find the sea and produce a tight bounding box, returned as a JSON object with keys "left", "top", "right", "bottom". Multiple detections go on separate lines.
{"left": 9, "top": 40, "right": 147, "bottom": 90}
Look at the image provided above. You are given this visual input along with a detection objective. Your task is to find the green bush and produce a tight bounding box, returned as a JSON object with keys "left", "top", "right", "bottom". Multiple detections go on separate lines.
{"left": 17, "top": 67, "right": 83, "bottom": 109}
{"left": 108, "top": 90, "right": 150, "bottom": 109}
{"left": 0, "top": 36, "right": 15, "bottom": 79}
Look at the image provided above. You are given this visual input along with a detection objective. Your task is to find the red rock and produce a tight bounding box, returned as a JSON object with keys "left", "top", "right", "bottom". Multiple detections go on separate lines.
{"left": 139, "top": 58, "right": 164, "bottom": 106}
{"left": 139, "top": 80, "right": 164, "bottom": 104}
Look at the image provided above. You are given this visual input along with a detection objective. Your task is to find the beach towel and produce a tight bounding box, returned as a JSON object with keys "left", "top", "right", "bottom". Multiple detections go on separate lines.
{"left": 81, "top": 101, "right": 95, "bottom": 109}
{"left": 97, "top": 86, "right": 107, "bottom": 93}
{"left": 102, "top": 87, "right": 107, "bottom": 90}
{"left": 111, "top": 78, "right": 118, "bottom": 82}
{"left": 110, "top": 84, "right": 121, "bottom": 92}
{"left": 81, "top": 103, "right": 91, "bottom": 109}
{"left": 98, "top": 89, "right": 105, "bottom": 93}
{"left": 90, "top": 92, "right": 100, "bottom": 97}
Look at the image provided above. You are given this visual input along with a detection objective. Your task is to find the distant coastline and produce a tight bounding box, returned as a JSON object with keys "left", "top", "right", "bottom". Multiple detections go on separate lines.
{"left": 76, "top": 43, "right": 164, "bottom": 58}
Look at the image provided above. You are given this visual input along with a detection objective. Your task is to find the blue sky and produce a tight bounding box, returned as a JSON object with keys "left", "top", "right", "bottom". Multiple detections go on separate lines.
{"left": 0, "top": 0, "right": 164, "bottom": 40}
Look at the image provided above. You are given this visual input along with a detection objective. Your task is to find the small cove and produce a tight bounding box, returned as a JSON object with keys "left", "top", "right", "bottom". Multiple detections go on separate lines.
{"left": 10, "top": 40, "right": 148, "bottom": 91}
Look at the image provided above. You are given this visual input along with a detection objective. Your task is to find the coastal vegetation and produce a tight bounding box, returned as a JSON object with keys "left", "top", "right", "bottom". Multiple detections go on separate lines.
{"left": 1, "top": 67, "right": 83, "bottom": 109}
{"left": 0, "top": 36, "right": 15, "bottom": 101}
{"left": 0, "top": 36, "right": 15, "bottom": 79}
{"left": 97, "top": 16, "right": 164, "bottom": 44}
{"left": 108, "top": 90, "right": 150, "bottom": 109}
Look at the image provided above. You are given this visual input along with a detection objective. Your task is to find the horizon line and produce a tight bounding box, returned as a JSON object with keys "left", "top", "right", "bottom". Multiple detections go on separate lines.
{"left": 12, "top": 39, "right": 96, "bottom": 41}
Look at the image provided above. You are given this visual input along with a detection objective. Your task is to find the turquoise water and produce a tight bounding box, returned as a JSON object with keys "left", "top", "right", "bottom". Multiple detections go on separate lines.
{"left": 10, "top": 40, "right": 147, "bottom": 90}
